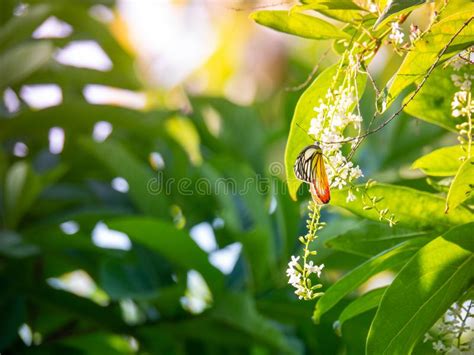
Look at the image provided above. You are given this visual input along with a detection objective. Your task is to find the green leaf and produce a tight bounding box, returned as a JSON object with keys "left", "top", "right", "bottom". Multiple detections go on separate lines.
{"left": 30, "top": 287, "right": 126, "bottom": 332}
{"left": 0, "top": 297, "right": 26, "bottom": 351}
{"left": 0, "top": 231, "right": 40, "bottom": 258}
{"left": 403, "top": 65, "right": 463, "bottom": 131}
{"left": 285, "top": 63, "right": 366, "bottom": 199}
{"left": 337, "top": 287, "right": 386, "bottom": 331}
{"left": 199, "top": 159, "right": 276, "bottom": 289}
{"left": 382, "top": 11, "right": 474, "bottom": 112}
{"left": 3, "top": 161, "right": 66, "bottom": 228}
{"left": 325, "top": 221, "right": 434, "bottom": 257}
{"left": 59, "top": 332, "right": 135, "bottom": 355}
{"left": 313, "top": 238, "right": 427, "bottom": 323}
{"left": 250, "top": 10, "right": 350, "bottom": 40}
{"left": 0, "top": 41, "right": 54, "bottom": 89}
{"left": 446, "top": 157, "right": 474, "bottom": 213}
{"left": 0, "top": 4, "right": 51, "bottom": 51}
{"left": 79, "top": 138, "right": 169, "bottom": 218}
{"left": 330, "top": 183, "right": 474, "bottom": 231}
{"left": 412, "top": 145, "right": 467, "bottom": 176}
{"left": 0, "top": 102, "right": 167, "bottom": 139}
{"left": 139, "top": 293, "right": 298, "bottom": 354}
{"left": 374, "top": 0, "right": 425, "bottom": 29}
{"left": 296, "top": 0, "right": 366, "bottom": 23}
{"left": 106, "top": 217, "right": 225, "bottom": 294}
{"left": 366, "top": 222, "right": 474, "bottom": 354}
{"left": 165, "top": 116, "right": 203, "bottom": 165}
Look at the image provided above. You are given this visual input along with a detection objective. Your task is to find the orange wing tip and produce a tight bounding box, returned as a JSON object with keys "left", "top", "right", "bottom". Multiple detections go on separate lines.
{"left": 310, "top": 183, "right": 330, "bottom": 205}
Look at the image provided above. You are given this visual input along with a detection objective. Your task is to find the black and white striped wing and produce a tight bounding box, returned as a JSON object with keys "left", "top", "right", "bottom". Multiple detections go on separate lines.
{"left": 293, "top": 145, "right": 321, "bottom": 183}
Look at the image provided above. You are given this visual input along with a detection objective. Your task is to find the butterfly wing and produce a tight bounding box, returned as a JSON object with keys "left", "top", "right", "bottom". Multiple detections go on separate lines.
{"left": 310, "top": 153, "right": 330, "bottom": 204}
{"left": 294, "top": 145, "right": 319, "bottom": 183}
{"left": 294, "top": 145, "right": 330, "bottom": 204}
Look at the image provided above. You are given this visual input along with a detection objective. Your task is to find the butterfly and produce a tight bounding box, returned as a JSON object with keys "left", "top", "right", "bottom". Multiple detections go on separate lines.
{"left": 294, "top": 143, "right": 330, "bottom": 204}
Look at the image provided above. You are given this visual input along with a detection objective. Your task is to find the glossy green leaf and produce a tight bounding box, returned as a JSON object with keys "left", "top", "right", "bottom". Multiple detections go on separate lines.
{"left": 338, "top": 287, "right": 386, "bottom": 331}
{"left": 250, "top": 10, "right": 350, "bottom": 40}
{"left": 325, "top": 221, "right": 434, "bottom": 257}
{"left": 367, "top": 223, "right": 474, "bottom": 354}
{"left": 313, "top": 238, "right": 427, "bottom": 323}
{"left": 285, "top": 63, "right": 366, "bottom": 199}
{"left": 0, "top": 41, "right": 54, "bottom": 89}
{"left": 106, "top": 217, "right": 225, "bottom": 294}
{"left": 412, "top": 145, "right": 467, "bottom": 176}
{"left": 374, "top": 0, "right": 425, "bottom": 29}
{"left": 403, "top": 66, "right": 463, "bottom": 131}
{"left": 331, "top": 183, "right": 474, "bottom": 231}
{"left": 382, "top": 11, "right": 474, "bottom": 111}
{"left": 446, "top": 157, "right": 474, "bottom": 213}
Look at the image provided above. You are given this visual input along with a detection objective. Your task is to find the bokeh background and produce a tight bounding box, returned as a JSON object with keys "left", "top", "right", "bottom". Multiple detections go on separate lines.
{"left": 0, "top": 0, "right": 449, "bottom": 354}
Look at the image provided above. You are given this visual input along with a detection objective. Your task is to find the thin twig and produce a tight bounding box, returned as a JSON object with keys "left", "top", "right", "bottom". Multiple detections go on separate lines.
{"left": 285, "top": 48, "right": 331, "bottom": 92}
{"left": 325, "top": 16, "right": 473, "bottom": 146}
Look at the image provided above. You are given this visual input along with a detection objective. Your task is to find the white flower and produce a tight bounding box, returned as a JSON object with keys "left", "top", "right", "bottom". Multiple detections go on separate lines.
{"left": 433, "top": 340, "right": 447, "bottom": 352}
{"left": 346, "top": 189, "right": 356, "bottom": 202}
{"left": 287, "top": 271, "right": 301, "bottom": 286}
{"left": 451, "top": 59, "right": 465, "bottom": 71}
{"left": 369, "top": 2, "right": 378, "bottom": 13}
{"left": 389, "top": 22, "right": 404, "bottom": 45}
{"left": 305, "top": 261, "right": 324, "bottom": 277}
{"left": 288, "top": 255, "right": 300, "bottom": 268}
{"left": 451, "top": 91, "right": 470, "bottom": 118}
{"left": 350, "top": 166, "right": 363, "bottom": 180}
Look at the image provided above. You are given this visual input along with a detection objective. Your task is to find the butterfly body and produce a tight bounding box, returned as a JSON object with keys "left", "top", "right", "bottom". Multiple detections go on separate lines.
{"left": 294, "top": 143, "right": 330, "bottom": 204}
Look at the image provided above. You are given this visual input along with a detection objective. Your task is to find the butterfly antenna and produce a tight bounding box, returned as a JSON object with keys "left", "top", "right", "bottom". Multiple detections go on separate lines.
{"left": 295, "top": 122, "right": 306, "bottom": 133}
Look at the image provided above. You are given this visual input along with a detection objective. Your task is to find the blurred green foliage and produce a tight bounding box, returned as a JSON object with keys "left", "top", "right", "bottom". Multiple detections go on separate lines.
{"left": 0, "top": 0, "right": 473, "bottom": 354}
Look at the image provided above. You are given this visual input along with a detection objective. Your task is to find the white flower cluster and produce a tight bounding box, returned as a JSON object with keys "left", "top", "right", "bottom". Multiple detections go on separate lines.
{"left": 286, "top": 256, "right": 324, "bottom": 300}
{"left": 308, "top": 79, "right": 364, "bottom": 194}
{"left": 423, "top": 301, "right": 473, "bottom": 354}
{"left": 449, "top": 51, "right": 473, "bottom": 152}
{"left": 389, "top": 22, "right": 404, "bottom": 46}
{"left": 450, "top": 53, "right": 473, "bottom": 119}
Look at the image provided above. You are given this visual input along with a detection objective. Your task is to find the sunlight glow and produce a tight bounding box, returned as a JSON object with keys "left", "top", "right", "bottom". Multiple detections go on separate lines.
{"left": 55, "top": 41, "right": 113, "bottom": 71}
{"left": 209, "top": 242, "right": 242, "bottom": 274}
{"left": 111, "top": 177, "right": 130, "bottom": 193}
{"left": 180, "top": 270, "right": 212, "bottom": 314}
{"left": 92, "top": 121, "right": 113, "bottom": 142}
{"left": 83, "top": 85, "right": 147, "bottom": 109}
{"left": 3, "top": 88, "right": 20, "bottom": 113}
{"left": 33, "top": 16, "right": 73, "bottom": 38}
{"left": 48, "top": 127, "right": 65, "bottom": 154}
{"left": 190, "top": 222, "right": 217, "bottom": 253}
{"left": 118, "top": 0, "right": 217, "bottom": 88}
{"left": 13, "top": 142, "right": 28, "bottom": 157}
{"left": 60, "top": 221, "right": 80, "bottom": 235}
{"left": 92, "top": 221, "right": 132, "bottom": 250}
{"left": 20, "top": 84, "right": 62, "bottom": 110}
